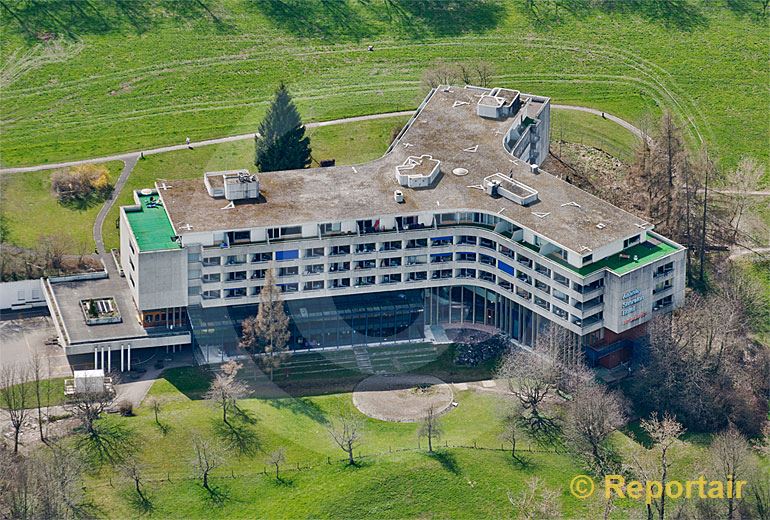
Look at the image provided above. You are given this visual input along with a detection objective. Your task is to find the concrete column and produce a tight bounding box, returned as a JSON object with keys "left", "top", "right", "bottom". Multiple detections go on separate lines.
{"left": 120, "top": 344, "right": 124, "bottom": 372}
{"left": 107, "top": 347, "right": 111, "bottom": 373}
{"left": 127, "top": 344, "right": 131, "bottom": 372}
{"left": 101, "top": 348, "right": 105, "bottom": 372}
{"left": 94, "top": 348, "right": 98, "bottom": 369}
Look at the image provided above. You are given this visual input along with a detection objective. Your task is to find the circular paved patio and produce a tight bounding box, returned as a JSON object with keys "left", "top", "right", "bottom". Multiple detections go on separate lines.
{"left": 352, "top": 374, "right": 454, "bottom": 423}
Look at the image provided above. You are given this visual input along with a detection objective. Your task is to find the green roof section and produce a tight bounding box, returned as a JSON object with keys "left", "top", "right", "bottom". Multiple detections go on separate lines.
{"left": 547, "top": 238, "right": 680, "bottom": 276}
{"left": 124, "top": 193, "right": 180, "bottom": 252}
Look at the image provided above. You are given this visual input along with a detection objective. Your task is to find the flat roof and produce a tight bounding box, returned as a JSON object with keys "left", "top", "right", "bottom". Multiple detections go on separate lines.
{"left": 125, "top": 194, "right": 180, "bottom": 252}
{"left": 158, "top": 86, "right": 651, "bottom": 254}
{"left": 547, "top": 237, "right": 680, "bottom": 276}
{"left": 51, "top": 275, "right": 148, "bottom": 344}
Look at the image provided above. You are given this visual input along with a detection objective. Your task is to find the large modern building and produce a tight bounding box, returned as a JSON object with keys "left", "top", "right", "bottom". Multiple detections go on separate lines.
{"left": 48, "top": 85, "right": 686, "bottom": 370}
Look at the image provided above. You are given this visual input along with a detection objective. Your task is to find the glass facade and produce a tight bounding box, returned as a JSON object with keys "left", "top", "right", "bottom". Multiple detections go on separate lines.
{"left": 423, "top": 284, "right": 558, "bottom": 347}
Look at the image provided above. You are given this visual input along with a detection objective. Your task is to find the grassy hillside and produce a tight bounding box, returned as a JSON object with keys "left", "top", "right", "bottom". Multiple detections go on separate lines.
{"left": 2, "top": 0, "right": 768, "bottom": 180}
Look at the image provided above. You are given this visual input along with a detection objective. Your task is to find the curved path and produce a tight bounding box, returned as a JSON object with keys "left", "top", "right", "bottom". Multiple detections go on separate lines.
{"left": 551, "top": 103, "right": 647, "bottom": 140}
{"left": 0, "top": 110, "right": 416, "bottom": 175}
{"left": 93, "top": 154, "right": 139, "bottom": 254}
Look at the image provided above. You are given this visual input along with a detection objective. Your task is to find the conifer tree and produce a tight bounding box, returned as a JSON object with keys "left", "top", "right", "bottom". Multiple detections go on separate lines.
{"left": 255, "top": 83, "right": 311, "bottom": 172}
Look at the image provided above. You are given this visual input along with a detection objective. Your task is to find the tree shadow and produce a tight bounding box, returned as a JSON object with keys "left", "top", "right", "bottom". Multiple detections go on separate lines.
{"left": 723, "top": 0, "right": 768, "bottom": 21}
{"left": 427, "top": 450, "right": 461, "bottom": 475}
{"left": 212, "top": 419, "right": 261, "bottom": 457}
{"left": 267, "top": 396, "right": 329, "bottom": 425}
{"left": 127, "top": 491, "right": 154, "bottom": 514}
{"left": 249, "top": 0, "right": 374, "bottom": 41}
{"left": 517, "top": 0, "right": 708, "bottom": 31}
{"left": 75, "top": 421, "right": 139, "bottom": 467}
{"left": 58, "top": 192, "right": 111, "bottom": 212}
{"left": 389, "top": 0, "right": 506, "bottom": 37}
{"left": 198, "top": 482, "right": 231, "bottom": 506}
{"left": 1, "top": 0, "right": 234, "bottom": 42}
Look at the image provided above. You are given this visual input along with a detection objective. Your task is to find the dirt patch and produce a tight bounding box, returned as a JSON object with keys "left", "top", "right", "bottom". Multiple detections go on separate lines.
{"left": 543, "top": 143, "right": 634, "bottom": 210}
{"left": 353, "top": 374, "right": 453, "bottom": 423}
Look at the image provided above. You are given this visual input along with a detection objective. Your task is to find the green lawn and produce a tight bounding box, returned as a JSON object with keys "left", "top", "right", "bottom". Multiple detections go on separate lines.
{"left": 1, "top": 1, "right": 767, "bottom": 180}
{"left": 102, "top": 116, "right": 408, "bottom": 250}
{"left": 0, "top": 377, "right": 68, "bottom": 409}
{"left": 0, "top": 161, "right": 123, "bottom": 250}
{"left": 87, "top": 382, "right": 598, "bottom": 518}
{"left": 80, "top": 364, "right": 761, "bottom": 519}
{"left": 551, "top": 108, "right": 640, "bottom": 164}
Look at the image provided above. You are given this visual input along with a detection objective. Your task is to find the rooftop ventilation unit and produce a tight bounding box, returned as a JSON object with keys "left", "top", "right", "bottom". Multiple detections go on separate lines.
{"left": 483, "top": 173, "right": 538, "bottom": 206}
{"left": 394, "top": 190, "right": 404, "bottom": 203}
{"left": 204, "top": 170, "right": 259, "bottom": 201}
{"left": 477, "top": 87, "right": 521, "bottom": 119}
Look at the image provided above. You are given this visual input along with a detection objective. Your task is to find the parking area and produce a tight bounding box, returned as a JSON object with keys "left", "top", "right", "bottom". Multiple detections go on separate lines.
{"left": 0, "top": 313, "right": 72, "bottom": 377}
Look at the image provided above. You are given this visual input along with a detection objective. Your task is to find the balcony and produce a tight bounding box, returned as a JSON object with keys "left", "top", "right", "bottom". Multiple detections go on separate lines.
{"left": 355, "top": 244, "right": 376, "bottom": 254}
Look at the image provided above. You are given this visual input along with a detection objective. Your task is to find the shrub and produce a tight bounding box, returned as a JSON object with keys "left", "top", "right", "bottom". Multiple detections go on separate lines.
{"left": 51, "top": 164, "right": 113, "bottom": 205}
{"left": 117, "top": 400, "right": 133, "bottom": 417}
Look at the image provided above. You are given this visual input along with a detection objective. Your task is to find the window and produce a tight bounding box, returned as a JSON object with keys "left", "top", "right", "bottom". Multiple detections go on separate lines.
{"left": 479, "top": 253, "right": 495, "bottom": 266}
{"left": 582, "top": 254, "right": 593, "bottom": 264}
{"left": 275, "top": 249, "right": 299, "bottom": 261}
{"left": 251, "top": 252, "right": 272, "bottom": 263}
{"left": 304, "top": 247, "right": 324, "bottom": 258}
{"left": 553, "top": 289, "right": 569, "bottom": 303}
{"left": 319, "top": 222, "right": 341, "bottom": 235}
{"left": 623, "top": 235, "right": 641, "bottom": 248}
{"left": 278, "top": 266, "right": 299, "bottom": 277}
{"left": 553, "top": 272, "right": 569, "bottom": 287}
{"left": 202, "top": 273, "right": 220, "bottom": 283}
{"left": 498, "top": 260, "right": 514, "bottom": 275}
{"left": 431, "top": 236, "right": 453, "bottom": 247}
{"left": 303, "top": 281, "right": 324, "bottom": 291}
{"left": 355, "top": 242, "right": 376, "bottom": 254}
{"left": 203, "top": 256, "right": 221, "bottom": 266}
{"left": 202, "top": 290, "right": 220, "bottom": 300}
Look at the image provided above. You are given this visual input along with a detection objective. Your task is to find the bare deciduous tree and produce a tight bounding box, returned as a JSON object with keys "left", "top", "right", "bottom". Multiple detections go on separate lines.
{"left": 0, "top": 362, "right": 31, "bottom": 453}
{"left": 418, "top": 405, "right": 443, "bottom": 453}
{"left": 421, "top": 59, "right": 459, "bottom": 90}
{"left": 328, "top": 412, "right": 363, "bottom": 465}
{"left": 496, "top": 330, "right": 568, "bottom": 444}
{"left": 507, "top": 476, "right": 560, "bottom": 520}
{"left": 66, "top": 387, "right": 114, "bottom": 436}
{"left": 205, "top": 360, "right": 248, "bottom": 426}
{"left": 727, "top": 156, "right": 764, "bottom": 243}
{"left": 121, "top": 459, "right": 151, "bottom": 510}
{"left": 631, "top": 413, "right": 685, "bottom": 520}
{"left": 474, "top": 61, "right": 495, "bottom": 87}
{"left": 192, "top": 434, "right": 222, "bottom": 494}
{"left": 266, "top": 447, "right": 286, "bottom": 480}
{"left": 498, "top": 400, "right": 523, "bottom": 459}
{"left": 563, "top": 375, "right": 626, "bottom": 476}
{"left": 709, "top": 426, "right": 752, "bottom": 520}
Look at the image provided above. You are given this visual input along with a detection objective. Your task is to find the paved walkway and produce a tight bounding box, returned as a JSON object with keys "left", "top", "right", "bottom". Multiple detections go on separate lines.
{"left": 93, "top": 154, "right": 139, "bottom": 254}
{"left": 0, "top": 111, "right": 416, "bottom": 175}
{"left": 552, "top": 103, "right": 647, "bottom": 140}
{"left": 727, "top": 246, "right": 770, "bottom": 261}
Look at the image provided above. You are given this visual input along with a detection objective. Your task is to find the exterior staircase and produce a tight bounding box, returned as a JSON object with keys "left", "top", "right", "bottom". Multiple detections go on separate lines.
{"left": 353, "top": 346, "right": 374, "bottom": 373}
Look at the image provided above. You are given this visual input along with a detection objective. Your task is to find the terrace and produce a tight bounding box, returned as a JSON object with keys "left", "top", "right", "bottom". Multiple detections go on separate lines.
{"left": 124, "top": 193, "right": 180, "bottom": 252}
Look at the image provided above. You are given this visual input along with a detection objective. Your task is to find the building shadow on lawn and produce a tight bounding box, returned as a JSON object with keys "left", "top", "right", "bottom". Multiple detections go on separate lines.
{"left": 161, "top": 366, "right": 214, "bottom": 400}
